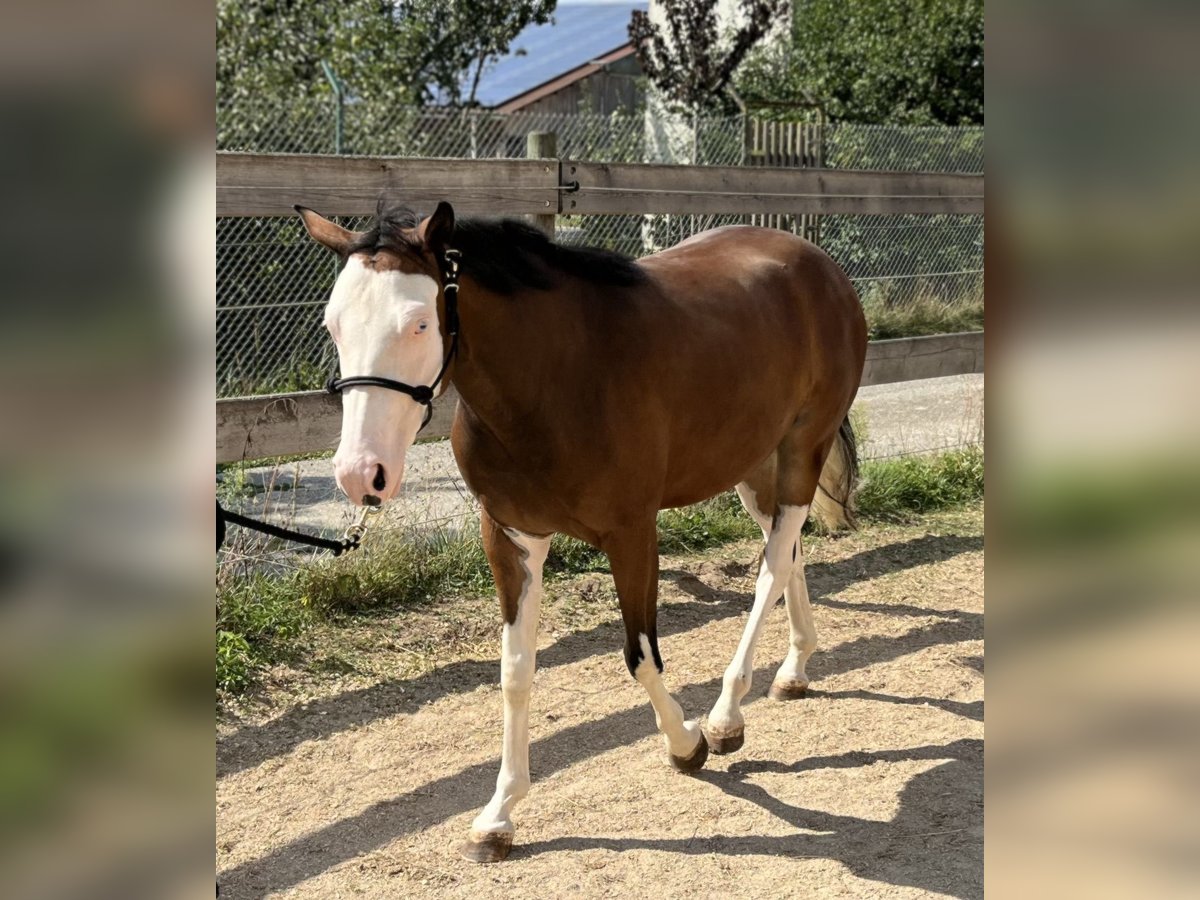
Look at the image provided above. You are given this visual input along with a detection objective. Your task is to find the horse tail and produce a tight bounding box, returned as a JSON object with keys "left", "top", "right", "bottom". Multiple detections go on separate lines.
{"left": 811, "top": 415, "right": 859, "bottom": 531}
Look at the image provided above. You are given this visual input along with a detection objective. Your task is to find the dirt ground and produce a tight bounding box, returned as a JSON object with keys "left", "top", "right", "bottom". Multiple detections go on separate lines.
{"left": 217, "top": 505, "right": 983, "bottom": 899}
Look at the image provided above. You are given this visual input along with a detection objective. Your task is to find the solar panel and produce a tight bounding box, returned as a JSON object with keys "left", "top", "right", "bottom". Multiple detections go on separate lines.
{"left": 464, "top": 2, "right": 649, "bottom": 107}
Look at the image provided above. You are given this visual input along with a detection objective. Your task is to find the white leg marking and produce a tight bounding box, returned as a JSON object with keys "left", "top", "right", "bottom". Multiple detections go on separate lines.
{"left": 774, "top": 562, "right": 817, "bottom": 689}
{"left": 471, "top": 529, "right": 550, "bottom": 838}
{"left": 738, "top": 485, "right": 818, "bottom": 690}
{"left": 735, "top": 482, "right": 772, "bottom": 537}
{"left": 709, "top": 504, "right": 809, "bottom": 735}
{"left": 633, "top": 634, "right": 703, "bottom": 759}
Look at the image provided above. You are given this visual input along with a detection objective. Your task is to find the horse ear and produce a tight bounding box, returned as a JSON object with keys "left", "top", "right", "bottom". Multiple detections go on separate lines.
{"left": 421, "top": 201, "right": 456, "bottom": 256}
{"left": 295, "top": 205, "right": 357, "bottom": 255}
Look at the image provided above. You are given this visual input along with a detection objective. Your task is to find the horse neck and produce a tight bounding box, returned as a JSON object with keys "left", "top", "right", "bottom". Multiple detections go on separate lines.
{"left": 449, "top": 280, "right": 560, "bottom": 432}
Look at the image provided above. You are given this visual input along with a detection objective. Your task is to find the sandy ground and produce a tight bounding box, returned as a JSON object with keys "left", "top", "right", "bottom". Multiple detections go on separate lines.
{"left": 217, "top": 506, "right": 983, "bottom": 899}
{"left": 224, "top": 374, "right": 984, "bottom": 537}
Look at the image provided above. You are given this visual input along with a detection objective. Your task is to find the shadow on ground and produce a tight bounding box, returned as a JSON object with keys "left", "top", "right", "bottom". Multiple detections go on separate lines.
{"left": 217, "top": 528, "right": 983, "bottom": 898}
{"left": 219, "top": 533, "right": 982, "bottom": 779}
{"left": 520, "top": 738, "right": 984, "bottom": 900}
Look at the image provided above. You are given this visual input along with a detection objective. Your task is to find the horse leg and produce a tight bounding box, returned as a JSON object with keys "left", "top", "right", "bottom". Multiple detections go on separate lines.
{"left": 707, "top": 436, "right": 823, "bottom": 753}
{"left": 769, "top": 564, "right": 817, "bottom": 700}
{"left": 734, "top": 470, "right": 815, "bottom": 698}
{"left": 460, "top": 513, "right": 551, "bottom": 864}
{"left": 605, "top": 523, "right": 708, "bottom": 773}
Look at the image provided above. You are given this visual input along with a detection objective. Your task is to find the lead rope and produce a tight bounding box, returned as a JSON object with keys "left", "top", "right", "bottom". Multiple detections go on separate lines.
{"left": 217, "top": 501, "right": 382, "bottom": 556}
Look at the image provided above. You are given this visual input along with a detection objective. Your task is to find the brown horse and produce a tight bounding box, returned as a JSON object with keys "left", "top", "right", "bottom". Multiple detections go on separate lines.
{"left": 297, "top": 202, "right": 867, "bottom": 862}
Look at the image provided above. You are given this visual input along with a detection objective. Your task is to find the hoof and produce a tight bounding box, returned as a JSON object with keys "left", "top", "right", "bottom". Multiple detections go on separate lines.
{"left": 459, "top": 830, "right": 513, "bottom": 863}
{"left": 705, "top": 725, "right": 744, "bottom": 755}
{"left": 768, "top": 679, "right": 809, "bottom": 701}
{"left": 669, "top": 731, "right": 709, "bottom": 774}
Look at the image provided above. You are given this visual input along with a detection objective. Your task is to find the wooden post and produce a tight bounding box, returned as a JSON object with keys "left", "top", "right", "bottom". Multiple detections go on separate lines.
{"left": 526, "top": 131, "right": 557, "bottom": 238}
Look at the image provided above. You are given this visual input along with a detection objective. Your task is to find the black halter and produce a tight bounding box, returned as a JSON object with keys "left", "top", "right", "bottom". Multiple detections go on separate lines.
{"left": 325, "top": 249, "right": 461, "bottom": 432}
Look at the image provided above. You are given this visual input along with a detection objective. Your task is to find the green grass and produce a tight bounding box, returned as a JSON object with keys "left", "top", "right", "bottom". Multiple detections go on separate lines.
{"left": 216, "top": 447, "right": 984, "bottom": 696}
{"left": 216, "top": 574, "right": 313, "bottom": 693}
{"left": 861, "top": 290, "right": 984, "bottom": 341}
{"left": 856, "top": 445, "right": 985, "bottom": 520}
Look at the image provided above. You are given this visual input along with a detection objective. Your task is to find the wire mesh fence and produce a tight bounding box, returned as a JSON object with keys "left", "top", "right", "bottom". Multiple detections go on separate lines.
{"left": 218, "top": 98, "right": 985, "bottom": 170}
{"left": 216, "top": 104, "right": 983, "bottom": 398}
{"left": 217, "top": 210, "right": 983, "bottom": 397}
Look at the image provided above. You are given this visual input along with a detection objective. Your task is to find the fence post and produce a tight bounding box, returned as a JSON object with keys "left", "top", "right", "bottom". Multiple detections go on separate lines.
{"left": 526, "top": 131, "right": 557, "bottom": 238}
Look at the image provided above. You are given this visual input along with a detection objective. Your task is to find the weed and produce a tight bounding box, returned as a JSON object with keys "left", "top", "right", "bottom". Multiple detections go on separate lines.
{"left": 856, "top": 445, "right": 984, "bottom": 520}
{"left": 861, "top": 289, "right": 983, "bottom": 341}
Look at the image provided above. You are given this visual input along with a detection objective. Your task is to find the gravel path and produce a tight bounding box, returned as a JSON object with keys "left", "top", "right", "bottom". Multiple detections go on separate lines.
{"left": 225, "top": 374, "right": 983, "bottom": 537}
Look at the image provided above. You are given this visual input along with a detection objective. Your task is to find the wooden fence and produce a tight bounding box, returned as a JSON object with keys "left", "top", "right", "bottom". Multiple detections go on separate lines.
{"left": 746, "top": 120, "right": 825, "bottom": 169}
{"left": 216, "top": 151, "right": 984, "bottom": 463}
{"left": 217, "top": 332, "right": 984, "bottom": 463}
{"left": 744, "top": 120, "right": 825, "bottom": 242}
{"left": 216, "top": 152, "right": 983, "bottom": 219}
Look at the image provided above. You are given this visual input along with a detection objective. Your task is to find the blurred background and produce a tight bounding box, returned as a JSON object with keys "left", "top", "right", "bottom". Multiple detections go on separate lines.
{"left": 0, "top": 0, "right": 1195, "bottom": 896}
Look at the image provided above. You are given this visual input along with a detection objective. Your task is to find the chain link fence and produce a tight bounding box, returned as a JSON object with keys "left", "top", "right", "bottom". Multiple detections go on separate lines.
{"left": 219, "top": 98, "right": 984, "bottom": 170}
{"left": 217, "top": 104, "right": 983, "bottom": 397}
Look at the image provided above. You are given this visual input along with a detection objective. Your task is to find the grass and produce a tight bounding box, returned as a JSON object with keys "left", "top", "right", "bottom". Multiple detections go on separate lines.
{"left": 856, "top": 445, "right": 984, "bottom": 520}
{"left": 216, "top": 574, "right": 313, "bottom": 693}
{"left": 216, "top": 446, "right": 984, "bottom": 697}
{"left": 861, "top": 290, "right": 983, "bottom": 341}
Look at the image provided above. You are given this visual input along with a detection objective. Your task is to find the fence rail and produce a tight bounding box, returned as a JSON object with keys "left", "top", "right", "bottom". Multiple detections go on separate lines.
{"left": 217, "top": 154, "right": 559, "bottom": 217}
{"left": 218, "top": 152, "right": 984, "bottom": 218}
{"left": 216, "top": 332, "right": 984, "bottom": 464}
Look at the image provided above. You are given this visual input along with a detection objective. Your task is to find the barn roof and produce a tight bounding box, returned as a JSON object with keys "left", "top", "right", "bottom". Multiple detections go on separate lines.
{"left": 465, "top": 1, "right": 648, "bottom": 109}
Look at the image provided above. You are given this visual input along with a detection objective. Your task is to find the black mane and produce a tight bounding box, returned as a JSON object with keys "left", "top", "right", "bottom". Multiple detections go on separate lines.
{"left": 352, "top": 204, "right": 647, "bottom": 295}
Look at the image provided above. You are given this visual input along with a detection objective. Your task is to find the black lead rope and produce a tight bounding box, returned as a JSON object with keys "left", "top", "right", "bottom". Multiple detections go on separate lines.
{"left": 217, "top": 502, "right": 364, "bottom": 556}
{"left": 325, "top": 248, "right": 462, "bottom": 433}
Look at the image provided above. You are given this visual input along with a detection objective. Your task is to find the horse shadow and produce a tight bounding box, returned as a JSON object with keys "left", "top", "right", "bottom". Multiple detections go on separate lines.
{"left": 518, "top": 738, "right": 984, "bottom": 899}
{"left": 219, "top": 532, "right": 982, "bottom": 779}
{"left": 218, "top": 602, "right": 983, "bottom": 897}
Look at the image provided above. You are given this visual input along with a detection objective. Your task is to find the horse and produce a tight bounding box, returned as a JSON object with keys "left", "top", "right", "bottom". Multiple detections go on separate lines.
{"left": 296, "top": 201, "right": 867, "bottom": 862}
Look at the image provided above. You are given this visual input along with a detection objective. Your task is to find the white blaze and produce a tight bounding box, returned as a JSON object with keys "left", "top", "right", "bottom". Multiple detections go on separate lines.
{"left": 325, "top": 257, "right": 442, "bottom": 504}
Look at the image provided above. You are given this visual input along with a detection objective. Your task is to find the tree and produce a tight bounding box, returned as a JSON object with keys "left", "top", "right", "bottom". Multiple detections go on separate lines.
{"left": 628, "top": 0, "right": 786, "bottom": 115}
{"left": 736, "top": 0, "right": 984, "bottom": 125}
{"left": 216, "top": 0, "right": 555, "bottom": 110}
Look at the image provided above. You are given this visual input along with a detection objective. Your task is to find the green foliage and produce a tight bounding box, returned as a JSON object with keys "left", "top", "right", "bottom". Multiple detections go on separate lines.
{"left": 820, "top": 212, "right": 983, "bottom": 311}
{"left": 856, "top": 446, "right": 984, "bottom": 520}
{"left": 215, "top": 575, "right": 314, "bottom": 694}
{"left": 217, "top": 1, "right": 555, "bottom": 112}
{"left": 299, "top": 527, "right": 495, "bottom": 615}
{"left": 547, "top": 534, "right": 609, "bottom": 576}
{"left": 215, "top": 631, "right": 254, "bottom": 693}
{"left": 737, "top": 0, "right": 984, "bottom": 125}
{"left": 630, "top": 0, "right": 784, "bottom": 114}
{"left": 658, "top": 493, "right": 760, "bottom": 553}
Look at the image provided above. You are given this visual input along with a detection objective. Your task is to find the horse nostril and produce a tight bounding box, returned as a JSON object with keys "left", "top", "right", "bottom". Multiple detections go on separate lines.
{"left": 372, "top": 464, "right": 387, "bottom": 492}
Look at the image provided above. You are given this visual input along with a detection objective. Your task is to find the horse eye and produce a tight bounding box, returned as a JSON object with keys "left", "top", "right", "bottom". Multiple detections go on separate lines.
{"left": 417, "top": 321, "right": 428, "bottom": 333}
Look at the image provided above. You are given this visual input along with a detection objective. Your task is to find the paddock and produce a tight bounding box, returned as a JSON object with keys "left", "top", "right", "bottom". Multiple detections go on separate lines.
{"left": 216, "top": 502, "right": 982, "bottom": 899}
{"left": 216, "top": 148, "right": 984, "bottom": 896}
